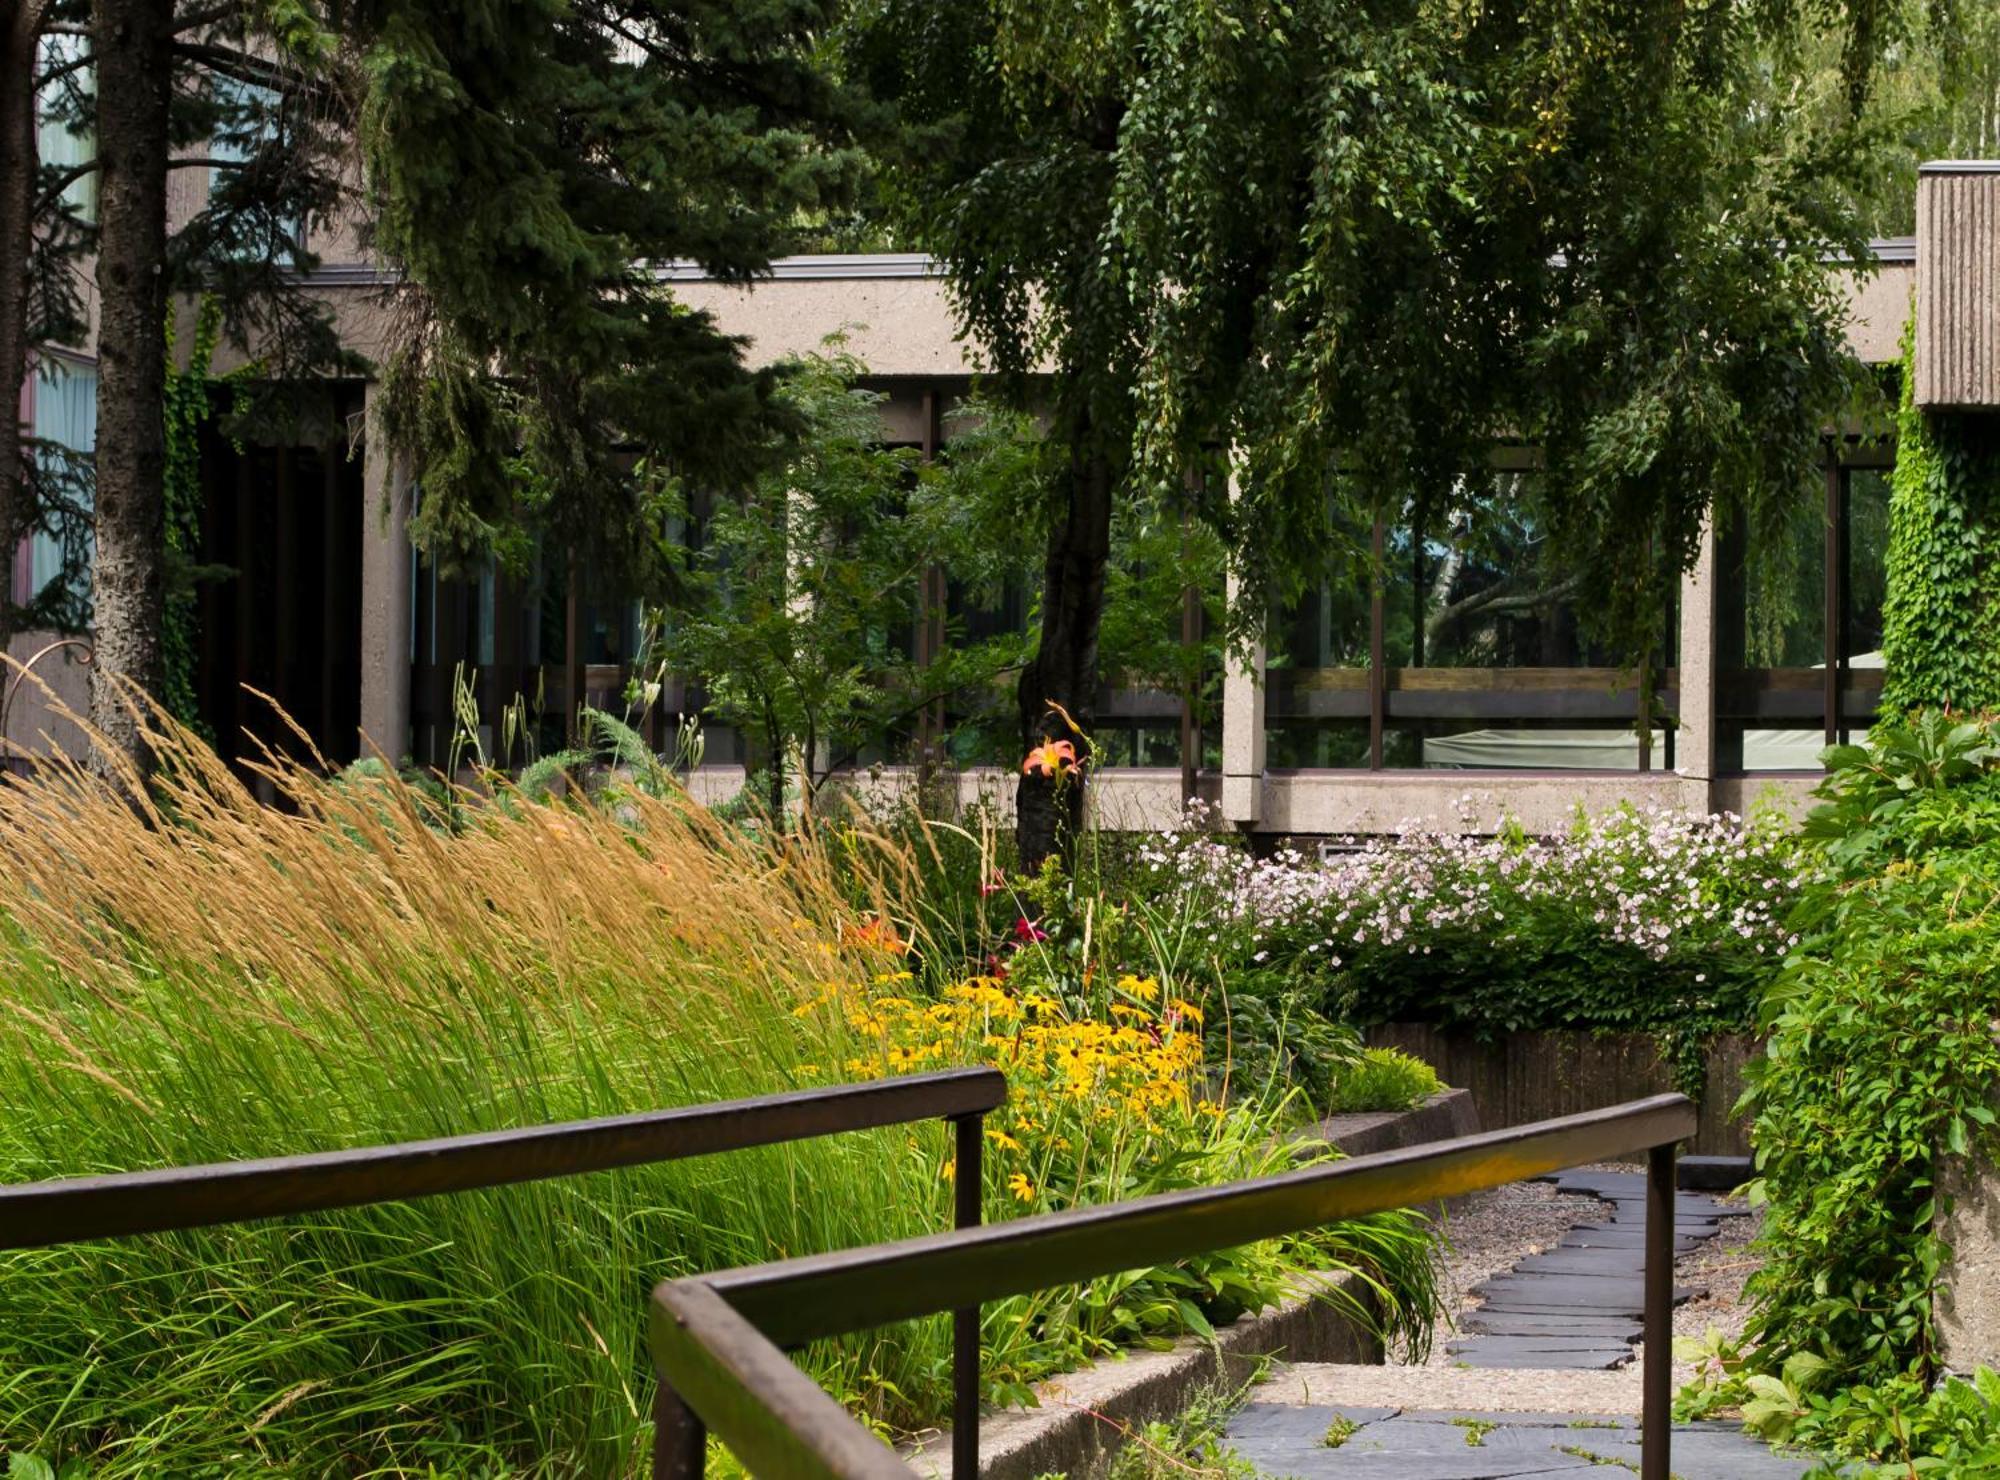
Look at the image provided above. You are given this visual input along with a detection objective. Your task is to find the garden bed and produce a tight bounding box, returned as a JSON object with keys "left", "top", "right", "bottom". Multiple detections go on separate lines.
{"left": 903, "top": 1090, "right": 1474, "bottom": 1480}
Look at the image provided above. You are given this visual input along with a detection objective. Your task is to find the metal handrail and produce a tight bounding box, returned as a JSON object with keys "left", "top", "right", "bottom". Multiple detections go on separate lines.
{"left": 650, "top": 1092, "right": 1698, "bottom": 1480}
{"left": 0, "top": 1070, "right": 1002, "bottom": 1249}
{"left": 0, "top": 1068, "right": 1005, "bottom": 1478}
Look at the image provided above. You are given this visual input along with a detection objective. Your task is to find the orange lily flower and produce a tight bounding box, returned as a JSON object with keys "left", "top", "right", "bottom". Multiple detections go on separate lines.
{"left": 1022, "top": 739, "right": 1079, "bottom": 778}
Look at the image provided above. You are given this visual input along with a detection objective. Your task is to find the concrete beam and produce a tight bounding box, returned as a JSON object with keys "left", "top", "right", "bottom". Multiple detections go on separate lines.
{"left": 1674, "top": 514, "right": 1719, "bottom": 813}
{"left": 358, "top": 383, "right": 412, "bottom": 763}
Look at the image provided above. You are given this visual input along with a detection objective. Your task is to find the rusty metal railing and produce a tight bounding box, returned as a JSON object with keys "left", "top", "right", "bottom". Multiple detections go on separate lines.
{"left": 650, "top": 1093, "right": 1698, "bottom": 1480}
{"left": 0, "top": 1068, "right": 1006, "bottom": 1474}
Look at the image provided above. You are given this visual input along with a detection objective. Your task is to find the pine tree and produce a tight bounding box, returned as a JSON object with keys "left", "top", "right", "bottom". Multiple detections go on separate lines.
{"left": 355, "top": 0, "right": 866, "bottom": 601}
{"left": 4, "top": 0, "right": 358, "bottom": 775}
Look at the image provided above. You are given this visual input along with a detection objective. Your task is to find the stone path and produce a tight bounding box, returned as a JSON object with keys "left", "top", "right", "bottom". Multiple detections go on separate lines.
{"left": 1215, "top": 1167, "right": 1808, "bottom": 1477}
{"left": 1225, "top": 1403, "right": 1817, "bottom": 1478}
{"left": 1447, "top": 1168, "right": 1755, "bottom": 1371}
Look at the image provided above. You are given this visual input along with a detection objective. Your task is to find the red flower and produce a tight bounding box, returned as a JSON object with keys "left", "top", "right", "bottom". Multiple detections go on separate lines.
{"left": 1013, "top": 916, "right": 1049, "bottom": 944}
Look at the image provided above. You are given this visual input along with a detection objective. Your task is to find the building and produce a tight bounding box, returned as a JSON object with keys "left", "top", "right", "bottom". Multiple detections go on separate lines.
{"left": 13, "top": 163, "right": 2000, "bottom": 836}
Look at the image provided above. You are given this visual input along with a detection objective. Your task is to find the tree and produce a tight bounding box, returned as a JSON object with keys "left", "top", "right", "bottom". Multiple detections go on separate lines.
{"left": 660, "top": 346, "right": 1042, "bottom": 820}
{"left": 4, "top": 0, "right": 358, "bottom": 774}
{"left": 88, "top": 0, "right": 175, "bottom": 774}
{"left": 851, "top": 0, "right": 1905, "bottom": 865}
{"left": 355, "top": 0, "right": 868, "bottom": 609}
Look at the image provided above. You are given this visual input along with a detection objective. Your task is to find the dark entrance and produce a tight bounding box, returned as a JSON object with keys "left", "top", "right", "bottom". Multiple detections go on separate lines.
{"left": 193, "top": 386, "right": 364, "bottom": 772}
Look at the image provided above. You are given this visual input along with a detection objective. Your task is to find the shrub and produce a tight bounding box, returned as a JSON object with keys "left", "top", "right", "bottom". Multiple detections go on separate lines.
{"left": 1327, "top": 1048, "right": 1444, "bottom": 1115}
{"left": 0, "top": 716, "right": 1434, "bottom": 1474}
{"left": 1696, "top": 713, "right": 2000, "bottom": 1473}
{"left": 1136, "top": 803, "right": 1805, "bottom": 1094}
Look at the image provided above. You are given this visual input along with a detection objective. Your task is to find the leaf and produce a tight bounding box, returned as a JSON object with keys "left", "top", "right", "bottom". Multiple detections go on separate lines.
{"left": 1174, "top": 1299, "right": 1216, "bottom": 1341}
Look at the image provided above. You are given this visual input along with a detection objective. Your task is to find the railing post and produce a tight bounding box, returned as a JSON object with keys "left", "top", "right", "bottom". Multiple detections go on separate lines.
{"left": 1642, "top": 1140, "right": 1676, "bottom": 1480}
{"left": 653, "top": 1381, "right": 705, "bottom": 1480}
{"left": 951, "top": 1111, "right": 984, "bottom": 1480}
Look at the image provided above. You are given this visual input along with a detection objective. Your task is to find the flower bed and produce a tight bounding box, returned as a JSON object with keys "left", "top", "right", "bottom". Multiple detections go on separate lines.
{"left": 1134, "top": 802, "right": 1808, "bottom": 1093}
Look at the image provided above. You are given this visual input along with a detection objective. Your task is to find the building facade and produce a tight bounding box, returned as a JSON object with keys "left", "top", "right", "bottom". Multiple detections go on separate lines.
{"left": 13, "top": 166, "right": 2000, "bottom": 835}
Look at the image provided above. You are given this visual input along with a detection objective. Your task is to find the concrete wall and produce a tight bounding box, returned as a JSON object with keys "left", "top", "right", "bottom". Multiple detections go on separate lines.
{"left": 2, "top": 632, "right": 94, "bottom": 763}
{"left": 1916, "top": 165, "right": 2000, "bottom": 408}
{"left": 1369, "top": 1024, "right": 1761, "bottom": 1157}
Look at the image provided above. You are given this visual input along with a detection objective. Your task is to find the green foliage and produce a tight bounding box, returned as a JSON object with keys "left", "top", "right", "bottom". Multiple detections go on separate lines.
{"left": 1102, "top": 1375, "right": 1260, "bottom": 1480}
{"left": 1722, "top": 712, "right": 2000, "bottom": 1471}
{"left": 852, "top": 0, "right": 1890, "bottom": 669}
{"left": 659, "top": 347, "right": 1046, "bottom": 812}
{"left": 1803, "top": 710, "right": 2000, "bottom": 874}
{"left": 1880, "top": 320, "right": 2000, "bottom": 715}
{"left": 359, "top": 0, "right": 865, "bottom": 590}
{"left": 1680, "top": 1337, "right": 2000, "bottom": 1476}
{"left": 1329, "top": 1049, "right": 1443, "bottom": 1116}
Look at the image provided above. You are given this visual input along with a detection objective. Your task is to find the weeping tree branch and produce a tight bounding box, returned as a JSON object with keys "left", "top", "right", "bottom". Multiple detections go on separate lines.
{"left": 1424, "top": 570, "right": 1585, "bottom": 646}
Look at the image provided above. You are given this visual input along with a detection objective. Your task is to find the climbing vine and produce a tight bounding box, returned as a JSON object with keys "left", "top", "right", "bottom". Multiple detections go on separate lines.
{"left": 161, "top": 299, "right": 239, "bottom": 738}
{"left": 1880, "top": 313, "right": 2000, "bottom": 715}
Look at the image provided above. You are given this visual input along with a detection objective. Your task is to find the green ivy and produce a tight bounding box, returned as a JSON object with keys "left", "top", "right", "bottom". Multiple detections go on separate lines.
{"left": 160, "top": 300, "right": 236, "bottom": 739}
{"left": 1710, "top": 719, "right": 2000, "bottom": 1471}
{"left": 1880, "top": 315, "right": 2000, "bottom": 715}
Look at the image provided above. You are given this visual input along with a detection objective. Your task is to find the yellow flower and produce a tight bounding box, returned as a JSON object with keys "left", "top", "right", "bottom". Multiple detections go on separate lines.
{"left": 1117, "top": 974, "right": 1161, "bottom": 1001}
{"left": 1007, "top": 1172, "right": 1035, "bottom": 1203}
{"left": 941, "top": 1157, "right": 956, "bottom": 1182}
{"left": 986, "top": 1128, "right": 1023, "bottom": 1151}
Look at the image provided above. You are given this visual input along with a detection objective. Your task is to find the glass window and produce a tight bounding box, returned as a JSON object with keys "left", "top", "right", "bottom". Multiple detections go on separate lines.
{"left": 36, "top": 36, "right": 96, "bottom": 224}
{"left": 208, "top": 75, "right": 304, "bottom": 258}
{"left": 29, "top": 356, "right": 96, "bottom": 623}
{"left": 1717, "top": 457, "right": 1892, "bottom": 771}
{"left": 1265, "top": 465, "right": 1672, "bottom": 772}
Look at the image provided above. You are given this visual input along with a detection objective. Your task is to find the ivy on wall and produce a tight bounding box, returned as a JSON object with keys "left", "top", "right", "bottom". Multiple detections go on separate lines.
{"left": 161, "top": 299, "right": 235, "bottom": 739}
{"left": 1881, "top": 314, "right": 2000, "bottom": 715}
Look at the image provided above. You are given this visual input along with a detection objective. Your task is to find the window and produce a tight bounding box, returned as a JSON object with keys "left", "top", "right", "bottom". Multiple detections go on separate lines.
{"left": 208, "top": 74, "right": 305, "bottom": 259}
{"left": 29, "top": 356, "right": 96, "bottom": 623}
{"left": 36, "top": 36, "right": 96, "bottom": 225}
{"left": 1716, "top": 453, "right": 1892, "bottom": 771}
{"left": 1265, "top": 464, "right": 1673, "bottom": 772}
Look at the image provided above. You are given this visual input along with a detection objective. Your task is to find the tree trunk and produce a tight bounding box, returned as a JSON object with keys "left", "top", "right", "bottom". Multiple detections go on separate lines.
{"left": 87, "top": 0, "right": 171, "bottom": 777}
{"left": 0, "top": 4, "right": 45, "bottom": 656}
{"left": 1015, "top": 414, "right": 1114, "bottom": 871}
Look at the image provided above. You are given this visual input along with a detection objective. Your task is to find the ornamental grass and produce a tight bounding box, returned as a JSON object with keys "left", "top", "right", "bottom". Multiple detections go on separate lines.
{"left": 0, "top": 691, "right": 1435, "bottom": 1476}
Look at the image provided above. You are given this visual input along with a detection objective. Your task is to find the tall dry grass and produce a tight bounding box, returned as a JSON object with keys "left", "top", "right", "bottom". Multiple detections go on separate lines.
{"left": 0, "top": 686, "right": 1436, "bottom": 1475}
{"left": 0, "top": 690, "right": 947, "bottom": 1474}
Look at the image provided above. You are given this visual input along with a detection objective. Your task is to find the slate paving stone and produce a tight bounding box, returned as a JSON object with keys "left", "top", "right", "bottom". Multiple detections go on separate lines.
{"left": 1469, "top": 1276, "right": 1697, "bottom": 1307}
{"left": 1512, "top": 1250, "right": 1684, "bottom": 1275}
{"left": 1221, "top": 1404, "right": 1823, "bottom": 1479}
{"left": 1557, "top": 1228, "right": 1703, "bottom": 1251}
{"left": 1455, "top": 1313, "right": 1644, "bottom": 1339}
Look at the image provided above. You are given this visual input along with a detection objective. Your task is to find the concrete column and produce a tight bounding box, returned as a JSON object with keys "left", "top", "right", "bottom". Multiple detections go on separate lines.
{"left": 1219, "top": 456, "right": 1265, "bottom": 825}
{"left": 358, "top": 381, "right": 412, "bottom": 763}
{"left": 1675, "top": 513, "right": 1719, "bottom": 812}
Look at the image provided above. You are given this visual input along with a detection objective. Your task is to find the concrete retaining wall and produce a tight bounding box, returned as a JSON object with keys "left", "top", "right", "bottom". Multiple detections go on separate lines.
{"left": 1367, "top": 1024, "right": 1758, "bottom": 1157}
